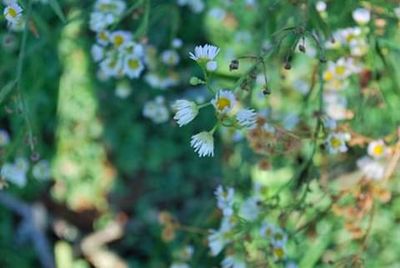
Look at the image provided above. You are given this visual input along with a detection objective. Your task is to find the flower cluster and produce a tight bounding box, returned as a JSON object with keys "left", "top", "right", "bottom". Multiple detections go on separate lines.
{"left": 90, "top": 0, "right": 146, "bottom": 80}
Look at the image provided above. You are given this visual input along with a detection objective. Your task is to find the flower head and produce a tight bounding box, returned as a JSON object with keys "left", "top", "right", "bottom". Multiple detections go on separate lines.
{"left": 189, "top": 44, "right": 220, "bottom": 71}
{"left": 357, "top": 156, "right": 385, "bottom": 180}
{"left": 123, "top": 55, "right": 144, "bottom": 78}
{"left": 367, "top": 140, "right": 387, "bottom": 159}
{"left": 236, "top": 108, "right": 257, "bottom": 129}
{"left": 172, "top": 100, "right": 199, "bottom": 127}
{"left": 325, "top": 132, "right": 350, "bottom": 154}
{"left": 215, "top": 185, "right": 235, "bottom": 217}
{"left": 211, "top": 90, "right": 236, "bottom": 114}
{"left": 352, "top": 8, "right": 371, "bottom": 25}
{"left": 190, "top": 131, "right": 214, "bottom": 157}
{"left": 4, "top": 2, "right": 23, "bottom": 24}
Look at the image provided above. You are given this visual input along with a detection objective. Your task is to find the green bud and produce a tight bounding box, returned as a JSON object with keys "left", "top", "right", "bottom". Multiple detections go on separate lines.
{"left": 190, "top": 77, "right": 205, "bottom": 86}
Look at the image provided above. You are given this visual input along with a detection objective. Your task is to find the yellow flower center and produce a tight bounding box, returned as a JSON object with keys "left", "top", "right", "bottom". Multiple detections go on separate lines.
{"left": 114, "top": 35, "right": 124, "bottom": 47}
{"left": 216, "top": 97, "right": 231, "bottom": 111}
{"left": 330, "top": 137, "right": 342, "bottom": 149}
{"left": 324, "top": 71, "right": 334, "bottom": 81}
{"left": 373, "top": 145, "right": 384, "bottom": 156}
{"left": 128, "top": 59, "right": 140, "bottom": 70}
{"left": 335, "top": 65, "right": 346, "bottom": 76}
{"left": 273, "top": 247, "right": 285, "bottom": 259}
{"left": 8, "top": 8, "right": 18, "bottom": 18}
{"left": 98, "top": 32, "right": 108, "bottom": 42}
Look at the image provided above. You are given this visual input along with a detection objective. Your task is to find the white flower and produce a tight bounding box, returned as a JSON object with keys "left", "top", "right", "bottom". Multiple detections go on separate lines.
{"left": 271, "top": 227, "right": 288, "bottom": 247}
{"left": 171, "top": 38, "right": 183, "bottom": 48}
{"left": 4, "top": 2, "right": 23, "bottom": 24}
{"left": 357, "top": 156, "right": 385, "bottom": 180}
{"left": 100, "top": 54, "right": 123, "bottom": 77}
{"left": 145, "top": 72, "right": 179, "bottom": 90}
{"left": 190, "top": 131, "right": 214, "bottom": 157}
{"left": 352, "top": 8, "right": 371, "bottom": 25}
{"left": 215, "top": 185, "right": 235, "bottom": 217}
{"left": 238, "top": 197, "right": 260, "bottom": 221}
{"left": 161, "top": 50, "right": 180, "bottom": 66}
{"left": 91, "top": 44, "right": 105, "bottom": 62}
{"left": 96, "top": 31, "right": 110, "bottom": 46}
{"left": 367, "top": 140, "right": 387, "bottom": 159}
{"left": 211, "top": 90, "right": 236, "bottom": 114}
{"left": 208, "top": 218, "right": 233, "bottom": 256}
{"left": 172, "top": 100, "right": 199, "bottom": 127}
{"left": 143, "top": 97, "right": 170, "bottom": 124}
{"left": 222, "top": 255, "right": 247, "bottom": 268}
{"left": 1, "top": 158, "right": 29, "bottom": 187}
{"left": 189, "top": 44, "right": 220, "bottom": 71}
{"left": 115, "top": 81, "right": 132, "bottom": 99}
{"left": 260, "top": 222, "right": 275, "bottom": 238}
{"left": 325, "top": 132, "right": 350, "bottom": 154}
{"left": 123, "top": 55, "right": 144, "bottom": 79}
{"left": 236, "top": 109, "right": 257, "bottom": 129}
{"left": 315, "top": 1, "right": 327, "bottom": 12}
{"left": 32, "top": 160, "right": 51, "bottom": 181}
{"left": 94, "top": 0, "right": 125, "bottom": 17}
{"left": 89, "top": 12, "right": 115, "bottom": 32}
{"left": 0, "top": 129, "right": 10, "bottom": 146}
{"left": 395, "top": 6, "right": 400, "bottom": 19}
{"left": 110, "top": 30, "right": 132, "bottom": 49}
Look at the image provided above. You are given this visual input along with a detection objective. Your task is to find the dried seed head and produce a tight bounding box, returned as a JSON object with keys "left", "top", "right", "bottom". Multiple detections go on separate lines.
{"left": 229, "top": 59, "right": 239, "bottom": 71}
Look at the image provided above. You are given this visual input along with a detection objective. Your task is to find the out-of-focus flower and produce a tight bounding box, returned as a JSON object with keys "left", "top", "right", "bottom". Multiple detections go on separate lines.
{"left": 236, "top": 109, "right": 257, "bottom": 129}
{"left": 123, "top": 55, "right": 144, "bottom": 78}
{"left": 0, "top": 129, "right": 10, "bottom": 146}
{"left": 208, "top": 218, "right": 233, "bottom": 256}
{"left": 367, "top": 140, "right": 387, "bottom": 159}
{"left": 3, "top": 2, "right": 23, "bottom": 25}
{"left": 325, "top": 132, "right": 350, "bottom": 154}
{"left": 143, "top": 96, "right": 170, "bottom": 124}
{"left": 115, "top": 80, "right": 132, "bottom": 99}
{"left": 221, "top": 255, "right": 247, "bottom": 268}
{"left": 316, "top": 1, "right": 327, "bottom": 12}
{"left": 170, "top": 263, "right": 190, "bottom": 268}
{"left": 161, "top": 50, "right": 180, "bottom": 66}
{"left": 239, "top": 197, "right": 260, "bottom": 221}
{"left": 1, "top": 158, "right": 29, "bottom": 187}
{"left": 352, "top": 8, "right": 371, "bottom": 25}
{"left": 191, "top": 131, "right": 214, "bottom": 157}
{"left": 357, "top": 156, "right": 385, "bottom": 180}
{"left": 215, "top": 185, "right": 235, "bottom": 217}
{"left": 32, "top": 160, "right": 51, "bottom": 181}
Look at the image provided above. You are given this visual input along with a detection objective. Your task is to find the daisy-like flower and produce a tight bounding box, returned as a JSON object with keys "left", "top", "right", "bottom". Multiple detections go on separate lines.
{"left": 357, "top": 156, "right": 385, "bottom": 180}
{"left": 315, "top": 1, "right": 327, "bottom": 12}
{"left": 325, "top": 132, "right": 350, "bottom": 154}
{"left": 236, "top": 109, "right": 257, "bottom": 129}
{"left": 215, "top": 185, "right": 235, "bottom": 217}
{"left": 110, "top": 30, "right": 132, "bottom": 49}
{"left": 211, "top": 90, "right": 236, "bottom": 114}
{"left": 172, "top": 100, "right": 199, "bottom": 127}
{"left": 123, "top": 55, "right": 144, "bottom": 79}
{"left": 89, "top": 12, "right": 115, "bottom": 32}
{"left": 272, "top": 246, "right": 286, "bottom": 260}
{"left": 115, "top": 81, "right": 132, "bottom": 99}
{"left": 96, "top": 31, "right": 110, "bottom": 46}
{"left": 94, "top": 0, "right": 125, "bottom": 16}
{"left": 260, "top": 222, "right": 275, "bottom": 238}
{"left": 4, "top": 2, "right": 23, "bottom": 24}
{"left": 352, "top": 8, "right": 371, "bottom": 25}
{"left": 271, "top": 227, "right": 288, "bottom": 247}
{"left": 161, "top": 50, "right": 180, "bottom": 66}
{"left": 143, "top": 96, "right": 170, "bottom": 124}
{"left": 367, "top": 140, "right": 387, "bottom": 159}
{"left": 170, "top": 263, "right": 190, "bottom": 268}
{"left": 100, "top": 55, "right": 123, "bottom": 77}
{"left": 189, "top": 44, "right": 220, "bottom": 71}
{"left": 190, "top": 131, "right": 214, "bottom": 157}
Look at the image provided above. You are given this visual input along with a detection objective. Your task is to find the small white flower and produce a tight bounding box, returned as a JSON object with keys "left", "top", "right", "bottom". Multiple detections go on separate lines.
{"left": 4, "top": 2, "right": 23, "bottom": 24}
{"left": 357, "top": 156, "right": 385, "bottom": 180}
{"left": 215, "top": 185, "right": 235, "bottom": 217}
{"left": 190, "top": 131, "right": 214, "bottom": 157}
{"left": 96, "top": 31, "right": 110, "bottom": 46}
{"left": 143, "top": 97, "right": 170, "bottom": 124}
{"left": 189, "top": 44, "right": 220, "bottom": 71}
{"left": 325, "top": 132, "right": 350, "bottom": 154}
{"left": 91, "top": 44, "right": 105, "bottom": 62}
{"left": 110, "top": 30, "right": 132, "bottom": 49}
{"left": 171, "top": 38, "right": 183, "bottom": 48}
{"left": 161, "top": 50, "right": 180, "bottom": 66}
{"left": 0, "top": 129, "right": 10, "bottom": 146}
{"left": 115, "top": 81, "right": 132, "bottom": 99}
{"left": 208, "top": 218, "right": 233, "bottom": 256}
{"left": 316, "top": 1, "right": 327, "bottom": 12}
{"left": 211, "top": 90, "right": 236, "bottom": 114}
{"left": 367, "top": 140, "right": 387, "bottom": 159}
{"left": 32, "top": 160, "right": 51, "bottom": 181}
{"left": 221, "top": 255, "right": 247, "bottom": 268}
{"left": 395, "top": 6, "right": 400, "bottom": 19}
{"left": 100, "top": 54, "right": 123, "bottom": 77}
{"left": 236, "top": 109, "right": 257, "bottom": 129}
{"left": 238, "top": 197, "right": 260, "bottom": 221}
{"left": 123, "top": 55, "right": 144, "bottom": 79}
{"left": 260, "top": 222, "right": 275, "bottom": 238}
{"left": 172, "top": 100, "right": 199, "bottom": 127}
{"left": 352, "top": 8, "right": 371, "bottom": 25}
{"left": 94, "top": 0, "right": 126, "bottom": 16}
{"left": 170, "top": 263, "right": 190, "bottom": 268}
{"left": 89, "top": 12, "right": 115, "bottom": 32}
{"left": 1, "top": 159, "right": 28, "bottom": 187}
{"left": 271, "top": 227, "right": 288, "bottom": 247}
